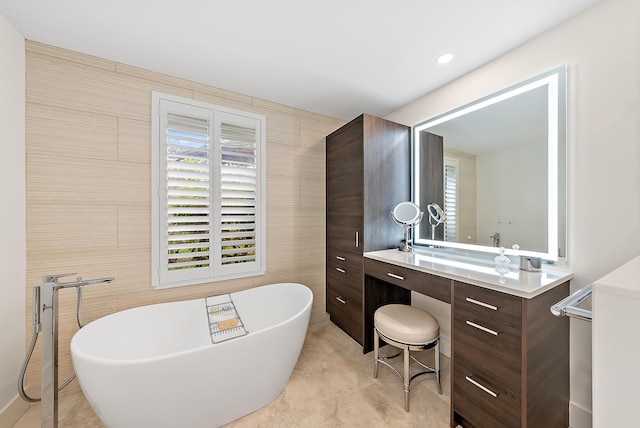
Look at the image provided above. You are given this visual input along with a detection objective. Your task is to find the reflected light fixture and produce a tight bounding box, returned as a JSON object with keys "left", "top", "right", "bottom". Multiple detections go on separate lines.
{"left": 437, "top": 53, "right": 453, "bottom": 64}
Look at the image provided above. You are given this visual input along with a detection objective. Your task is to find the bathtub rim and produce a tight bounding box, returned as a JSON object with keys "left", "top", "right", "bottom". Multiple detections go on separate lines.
{"left": 70, "top": 282, "right": 313, "bottom": 366}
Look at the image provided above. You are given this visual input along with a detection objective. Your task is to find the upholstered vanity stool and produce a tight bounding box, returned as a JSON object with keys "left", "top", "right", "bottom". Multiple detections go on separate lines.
{"left": 373, "top": 304, "right": 441, "bottom": 412}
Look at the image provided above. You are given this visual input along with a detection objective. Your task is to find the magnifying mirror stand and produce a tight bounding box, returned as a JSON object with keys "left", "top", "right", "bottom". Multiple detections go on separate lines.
{"left": 390, "top": 202, "right": 424, "bottom": 253}
{"left": 427, "top": 202, "right": 446, "bottom": 247}
{"left": 400, "top": 226, "right": 413, "bottom": 252}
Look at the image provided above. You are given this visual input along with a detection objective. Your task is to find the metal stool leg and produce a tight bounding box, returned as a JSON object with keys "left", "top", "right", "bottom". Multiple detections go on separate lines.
{"left": 435, "top": 339, "right": 442, "bottom": 394}
{"left": 403, "top": 345, "right": 410, "bottom": 412}
{"left": 374, "top": 329, "right": 380, "bottom": 378}
{"left": 373, "top": 325, "right": 440, "bottom": 412}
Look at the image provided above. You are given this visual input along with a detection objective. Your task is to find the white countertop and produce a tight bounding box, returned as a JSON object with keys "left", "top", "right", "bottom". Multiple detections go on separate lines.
{"left": 594, "top": 254, "right": 640, "bottom": 298}
{"left": 365, "top": 248, "right": 573, "bottom": 299}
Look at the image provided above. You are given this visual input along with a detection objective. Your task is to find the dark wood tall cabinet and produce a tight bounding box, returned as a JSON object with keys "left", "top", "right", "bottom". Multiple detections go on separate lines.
{"left": 325, "top": 114, "right": 410, "bottom": 346}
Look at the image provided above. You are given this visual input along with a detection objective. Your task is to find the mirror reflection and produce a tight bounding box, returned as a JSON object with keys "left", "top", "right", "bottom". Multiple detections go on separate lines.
{"left": 426, "top": 202, "right": 446, "bottom": 241}
{"left": 412, "top": 66, "right": 566, "bottom": 261}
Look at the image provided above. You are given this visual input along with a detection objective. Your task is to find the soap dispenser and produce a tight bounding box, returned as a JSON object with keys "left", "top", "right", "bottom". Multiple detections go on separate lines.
{"left": 520, "top": 256, "right": 542, "bottom": 272}
{"left": 494, "top": 247, "right": 510, "bottom": 283}
{"left": 512, "top": 244, "right": 542, "bottom": 272}
{"left": 494, "top": 246, "right": 509, "bottom": 266}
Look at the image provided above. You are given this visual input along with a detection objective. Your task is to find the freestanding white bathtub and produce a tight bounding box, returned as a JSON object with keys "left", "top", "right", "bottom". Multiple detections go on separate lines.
{"left": 70, "top": 283, "right": 313, "bottom": 428}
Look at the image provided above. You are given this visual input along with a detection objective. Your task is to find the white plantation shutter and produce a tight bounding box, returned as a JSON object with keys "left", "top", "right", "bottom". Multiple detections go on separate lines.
{"left": 214, "top": 112, "right": 261, "bottom": 276}
{"left": 164, "top": 106, "right": 212, "bottom": 282}
{"left": 152, "top": 93, "right": 265, "bottom": 289}
{"left": 443, "top": 159, "right": 458, "bottom": 242}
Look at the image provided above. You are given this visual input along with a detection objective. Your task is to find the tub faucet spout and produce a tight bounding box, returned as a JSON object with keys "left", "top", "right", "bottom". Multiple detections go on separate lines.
{"left": 43, "top": 273, "right": 114, "bottom": 290}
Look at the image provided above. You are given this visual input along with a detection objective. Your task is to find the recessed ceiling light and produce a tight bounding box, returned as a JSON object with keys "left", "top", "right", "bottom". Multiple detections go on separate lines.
{"left": 437, "top": 53, "right": 453, "bottom": 64}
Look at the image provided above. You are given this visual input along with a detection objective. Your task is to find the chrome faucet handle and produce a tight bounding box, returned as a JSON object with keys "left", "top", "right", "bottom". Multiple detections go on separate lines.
{"left": 42, "top": 273, "right": 77, "bottom": 284}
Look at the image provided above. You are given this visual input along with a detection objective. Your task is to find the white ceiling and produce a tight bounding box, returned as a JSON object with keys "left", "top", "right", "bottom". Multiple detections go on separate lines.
{"left": 0, "top": 0, "right": 602, "bottom": 120}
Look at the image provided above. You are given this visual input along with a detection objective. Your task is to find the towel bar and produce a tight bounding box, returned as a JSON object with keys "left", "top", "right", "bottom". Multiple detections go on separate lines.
{"left": 550, "top": 283, "right": 592, "bottom": 322}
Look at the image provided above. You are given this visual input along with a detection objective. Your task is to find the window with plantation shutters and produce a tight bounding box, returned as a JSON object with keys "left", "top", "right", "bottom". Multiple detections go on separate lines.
{"left": 152, "top": 93, "right": 266, "bottom": 289}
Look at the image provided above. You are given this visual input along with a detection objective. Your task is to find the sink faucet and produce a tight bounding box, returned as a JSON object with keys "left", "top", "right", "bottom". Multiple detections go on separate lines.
{"left": 489, "top": 232, "right": 500, "bottom": 247}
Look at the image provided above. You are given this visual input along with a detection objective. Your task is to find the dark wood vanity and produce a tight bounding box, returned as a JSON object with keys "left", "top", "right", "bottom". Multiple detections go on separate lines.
{"left": 325, "top": 113, "right": 570, "bottom": 428}
{"left": 363, "top": 252, "right": 570, "bottom": 428}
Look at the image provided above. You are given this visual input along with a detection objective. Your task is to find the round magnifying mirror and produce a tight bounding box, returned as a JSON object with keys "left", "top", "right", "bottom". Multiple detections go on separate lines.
{"left": 392, "top": 202, "right": 421, "bottom": 225}
{"left": 427, "top": 202, "right": 446, "bottom": 226}
{"left": 391, "top": 202, "right": 423, "bottom": 252}
{"left": 426, "top": 202, "right": 446, "bottom": 241}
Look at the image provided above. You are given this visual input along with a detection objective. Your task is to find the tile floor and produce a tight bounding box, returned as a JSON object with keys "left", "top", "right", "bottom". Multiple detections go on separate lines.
{"left": 13, "top": 321, "right": 451, "bottom": 427}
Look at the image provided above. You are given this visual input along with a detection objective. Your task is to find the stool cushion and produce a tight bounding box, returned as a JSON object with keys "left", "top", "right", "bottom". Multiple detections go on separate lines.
{"left": 374, "top": 304, "right": 439, "bottom": 345}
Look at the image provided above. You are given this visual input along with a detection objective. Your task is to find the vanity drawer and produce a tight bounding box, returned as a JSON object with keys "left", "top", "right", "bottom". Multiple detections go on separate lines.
{"left": 327, "top": 262, "right": 363, "bottom": 306}
{"left": 327, "top": 247, "right": 361, "bottom": 268}
{"left": 454, "top": 281, "right": 522, "bottom": 328}
{"left": 327, "top": 280, "right": 363, "bottom": 344}
{"left": 364, "top": 257, "right": 451, "bottom": 303}
{"left": 454, "top": 356, "right": 521, "bottom": 428}
{"left": 454, "top": 307, "right": 521, "bottom": 391}
{"left": 326, "top": 247, "right": 364, "bottom": 344}
{"left": 327, "top": 249, "right": 363, "bottom": 296}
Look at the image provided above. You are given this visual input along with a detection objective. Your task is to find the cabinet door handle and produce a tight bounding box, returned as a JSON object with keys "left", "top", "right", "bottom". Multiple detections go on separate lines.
{"left": 336, "top": 296, "right": 347, "bottom": 304}
{"left": 335, "top": 256, "right": 346, "bottom": 261}
{"left": 387, "top": 273, "right": 405, "bottom": 281}
{"left": 355, "top": 231, "right": 359, "bottom": 248}
{"left": 465, "top": 297, "right": 499, "bottom": 311}
{"left": 466, "top": 320, "right": 500, "bottom": 336}
{"left": 336, "top": 267, "right": 346, "bottom": 274}
{"left": 465, "top": 376, "right": 498, "bottom": 398}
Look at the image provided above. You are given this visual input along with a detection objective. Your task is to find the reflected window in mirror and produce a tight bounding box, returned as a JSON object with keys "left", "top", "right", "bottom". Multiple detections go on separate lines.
{"left": 443, "top": 157, "right": 458, "bottom": 242}
{"left": 412, "top": 65, "right": 567, "bottom": 262}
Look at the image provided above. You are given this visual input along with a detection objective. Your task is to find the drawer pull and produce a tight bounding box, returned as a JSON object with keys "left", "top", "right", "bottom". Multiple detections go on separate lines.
{"left": 466, "top": 320, "right": 500, "bottom": 336}
{"left": 465, "top": 376, "right": 498, "bottom": 398}
{"left": 355, "top": 231, "right": 359, "bottom": 248}
{"left": 336, "top": 296, "right": 347, "bottom": 304}
{"left": 336, "top": 267, "right": 346, "bottom": 274}
{"left": 387, "top": 273, "right": 405, "bottom": 281}
{"left": 465, "top": 297, "right": 499, "bottom": 311}
{"left": 335, "top": 256, "right": 346, "bottom": 261}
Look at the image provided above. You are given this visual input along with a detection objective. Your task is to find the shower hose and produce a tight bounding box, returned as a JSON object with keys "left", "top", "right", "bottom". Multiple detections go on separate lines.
{"left": 18, "top": 286, "right": 86, "bottom": 402}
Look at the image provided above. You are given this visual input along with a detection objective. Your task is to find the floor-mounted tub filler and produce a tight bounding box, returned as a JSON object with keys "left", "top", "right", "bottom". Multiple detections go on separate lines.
{"left": 19, "top": 273, "right": 114, "bottom": 428}
{"left": 70, "top": 283, "right": 313, "bottom": 428}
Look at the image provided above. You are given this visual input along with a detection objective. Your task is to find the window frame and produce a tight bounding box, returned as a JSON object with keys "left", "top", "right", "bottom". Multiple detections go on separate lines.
{"left": 151, "top": 92, "right": 266, "bottom": 289}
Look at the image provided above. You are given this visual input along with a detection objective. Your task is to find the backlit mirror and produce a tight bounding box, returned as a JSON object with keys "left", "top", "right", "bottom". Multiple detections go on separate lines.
{"left": 412, "top": 65, "right": 567, "bottom": 261}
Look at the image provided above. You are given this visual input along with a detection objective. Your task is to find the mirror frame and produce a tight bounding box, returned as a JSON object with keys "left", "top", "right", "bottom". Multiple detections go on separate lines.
{"left": 412, "top": 65, "right": 567, "bottom": 261}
